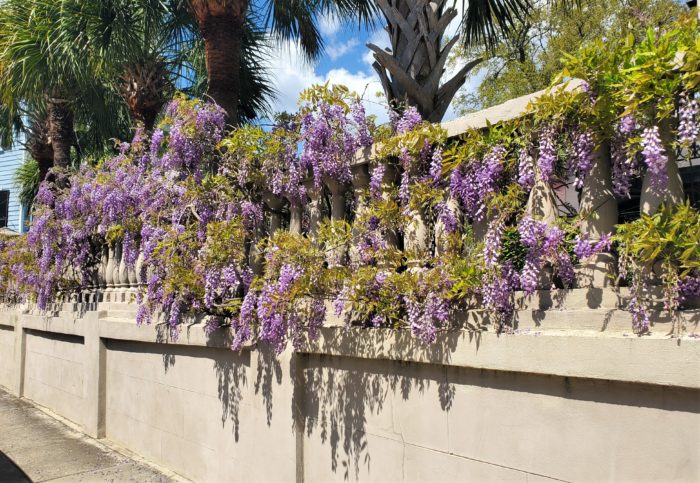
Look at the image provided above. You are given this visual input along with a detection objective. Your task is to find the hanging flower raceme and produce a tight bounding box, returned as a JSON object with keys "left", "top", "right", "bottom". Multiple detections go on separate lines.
{"left": 611, "top": 115, "right": 639, "bottom": 198}
{"left": 678, "top": 93, "right": 699, "bottom": 146}
{"left": 517, "top": 217, "right": 574, "bottom": 295}
{"left": 537, "top": 125, "right": 557, "bottom": 182}
{"left": 641, "top": 125, "right": 668, "bottom": 189}
{"left": 450, "top": 145, "right": 505, "bottom": 221}
{"left": 299, "top": 97, "right": 373, "bottom": 189}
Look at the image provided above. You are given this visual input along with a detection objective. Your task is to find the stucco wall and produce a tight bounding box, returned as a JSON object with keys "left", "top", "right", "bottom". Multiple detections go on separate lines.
{"left": 104, "top": 340, "right": 297, "bottom": 482}
{"left": 0, "top": 323, "right": 15, "bottom": 390}
{"left": 23, "top": 330, "right": 87, "bottom": 427}
{"left": 0, "top": 303, "right": 698, "bottom": 482}
{"left": 300, "top": 353, "right": 699, "bottom": 482}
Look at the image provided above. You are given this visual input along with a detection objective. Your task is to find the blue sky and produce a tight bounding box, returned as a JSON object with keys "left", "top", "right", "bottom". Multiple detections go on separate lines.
{"left": 266, "top": 11, "right": 474, "bottom": 124}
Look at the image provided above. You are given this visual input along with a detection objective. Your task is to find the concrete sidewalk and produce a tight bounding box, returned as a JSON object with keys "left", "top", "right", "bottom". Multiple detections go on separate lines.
{"left": 0, "top": 388, "right": 181, "bottom": 482}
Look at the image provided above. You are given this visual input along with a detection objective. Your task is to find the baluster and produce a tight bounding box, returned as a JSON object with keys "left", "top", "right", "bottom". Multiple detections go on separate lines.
{"left": 289, "top": 204, "right": 303, "bottom": 234}
{"left": 404, "top": 204, "right": 429, "bottom": 269}
{"left": 112, "top": 243, "right": 123, "bottom": 302}
{"left": 263, "top": 191, "right": 285, "bottom": 234}
{"left": 303, "top": 179, "right": 323, "bottom": 240}
{"left": 434, "top": 197, "right": 460, "bottom": 257}
{"left": 105, "top": 242, "right": 116, "bottom": 301}
{"left": 525, "top": 178, "right": 558, "bottom": 289}
{"left": 577, "top": 142, "right": 618, "bottom": 287}
{"left": 325, "top": 178, "right": 349, "bottom": 267}
{"left": 349, "top": 164, "right": 370, "bottom": 265}
{"left": 640, "top": 118, "right": 684, "bottom": 215}
{"left": 248, "top": 225, "right": 264, "bottom": 275}
{"left": 377, "top": 161, "right": 400, "bottom": 249}
{"left": 135, "top": 248, "right": 145, "bottom": 286}
{"left": 97, "top": 243, "right": 108, "bottom": 302}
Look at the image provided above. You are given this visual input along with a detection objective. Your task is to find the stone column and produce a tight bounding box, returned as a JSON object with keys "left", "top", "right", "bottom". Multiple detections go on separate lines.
{"left": 640, "top": 118, "right": 684, "bottom": 215}
{"left": 325, "top": 178, "right": 347, "bottom": 222}
{"left": 577, "top": 142, "right": 618, "bottom": 287}
{"left": 303, "top": 180, "right": 323, "bottom": 240}
{"left": 263, "top": 191, "right": 285, "bottom": 234}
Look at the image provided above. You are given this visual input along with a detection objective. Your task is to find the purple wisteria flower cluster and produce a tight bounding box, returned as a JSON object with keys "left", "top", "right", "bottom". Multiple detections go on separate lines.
{"left": 300, "top": 99, "right": 373, "bottom": 189}
{"left": 450, "top": 145, "right": 505, "bottom": 221}
{"left": 517, "top": 217, "right": 574, "bottom": 295}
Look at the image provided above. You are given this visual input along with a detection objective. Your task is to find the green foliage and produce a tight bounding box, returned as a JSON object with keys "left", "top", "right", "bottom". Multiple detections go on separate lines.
{"left": 453, "top": 0, "right": 686, "bottom": 113}
{"left": 13, "top": 158, "right": 40, "bottom": 208}
{"left": 616, "top": 202, "right": 700, "bottom": 277}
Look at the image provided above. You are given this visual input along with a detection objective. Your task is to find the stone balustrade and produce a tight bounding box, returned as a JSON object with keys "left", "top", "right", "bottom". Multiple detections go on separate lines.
{"left": 47, "top": 80, "right": 698, "bottom": 309}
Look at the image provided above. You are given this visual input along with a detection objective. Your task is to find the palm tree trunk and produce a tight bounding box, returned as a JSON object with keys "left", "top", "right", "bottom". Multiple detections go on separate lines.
{"left": 47, "top": 97, "right": 74, "bottom": 169}
{"left": 24, "top": 112, "right": 54, "bottom": 182}
{"left": 191, "top": 0, "right": 250, "bottom": 124}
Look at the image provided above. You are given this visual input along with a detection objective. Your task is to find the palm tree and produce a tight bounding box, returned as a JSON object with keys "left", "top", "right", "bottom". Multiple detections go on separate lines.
{"left": 184, "top": 0, "right": 377, "bottom": 123}
{"left": 368, "top": 0, "right": 533, "bottom": 122}
{"left": 0, "top": 0, "right": 122, "bottom": 169}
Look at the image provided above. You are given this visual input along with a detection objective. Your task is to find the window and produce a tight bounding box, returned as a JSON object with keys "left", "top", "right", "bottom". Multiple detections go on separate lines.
{"left": 0, "top": 190, "right": 9, "bottom": 228}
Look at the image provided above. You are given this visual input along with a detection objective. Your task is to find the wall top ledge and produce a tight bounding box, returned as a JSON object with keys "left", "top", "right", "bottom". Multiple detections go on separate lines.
{"left": 301, "top": 326, "right": 700, "bottom": 390}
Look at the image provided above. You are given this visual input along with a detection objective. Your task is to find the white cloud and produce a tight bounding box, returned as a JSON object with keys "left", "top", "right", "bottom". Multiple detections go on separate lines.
{"left": 326, "top": 38, "right": 360, "bottom": 61}
{"left": 319, "top": 14, "right": 341, "bottom": 37}
{"left": 267, "top": 40, "right": 389, "bottom": 123}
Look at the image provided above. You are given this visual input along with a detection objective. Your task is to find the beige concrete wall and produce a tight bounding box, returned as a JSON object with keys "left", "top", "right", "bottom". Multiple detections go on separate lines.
{"left": 0, "top": 324, "right": 15, "bottom": 390}
{"left": 23, "top": 330, "right": 87, "bottom": 427}
{"left": 104, "top": 340, "right": 297, "bottom": 482}
{"left": 0, "top": 305, "right": 698, "bottom": 482}
{"left": 300, "top": 354, "right": 699, "bottom": 482}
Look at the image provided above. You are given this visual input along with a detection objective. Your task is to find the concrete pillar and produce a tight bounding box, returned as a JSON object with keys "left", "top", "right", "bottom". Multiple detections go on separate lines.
{"left": 82, "top": 311, "right": 106, "bottom": 438}
{"left": 640, "top": 119, "right": 684, "bottom": 215}
{"left": 303, "top": 180, "right": 323, "bottom": 240}
{"left": 11, "top": 313, "right": 26, "bottom": 397}
{"left": 577, "top": 143, "right": 618, "bottom": 288}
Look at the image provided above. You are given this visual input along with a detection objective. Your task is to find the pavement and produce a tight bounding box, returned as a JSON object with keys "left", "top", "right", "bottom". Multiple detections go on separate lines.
{"left": 0, "top": 388, "right": 181, "bottom": 482}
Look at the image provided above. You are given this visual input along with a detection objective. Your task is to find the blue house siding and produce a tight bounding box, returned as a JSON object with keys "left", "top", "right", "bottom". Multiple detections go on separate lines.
{"left": 0, "top": 137, "right": 27, "bottom": 233}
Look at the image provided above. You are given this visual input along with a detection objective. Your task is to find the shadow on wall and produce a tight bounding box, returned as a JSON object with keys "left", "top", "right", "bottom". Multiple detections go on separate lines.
{"left": 300, "top": 353, "right": 455, "bottom": 481}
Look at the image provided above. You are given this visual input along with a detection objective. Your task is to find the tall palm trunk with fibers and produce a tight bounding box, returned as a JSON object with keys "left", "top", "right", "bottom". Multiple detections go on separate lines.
{"left": 190, "top": 0, "right": 250, "bottom": 123}
{"left": 24, "top": 111, "right": 54, "bottom": 182}
{"left": 46, "top": 96, "right": 74, "bottom": 169}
